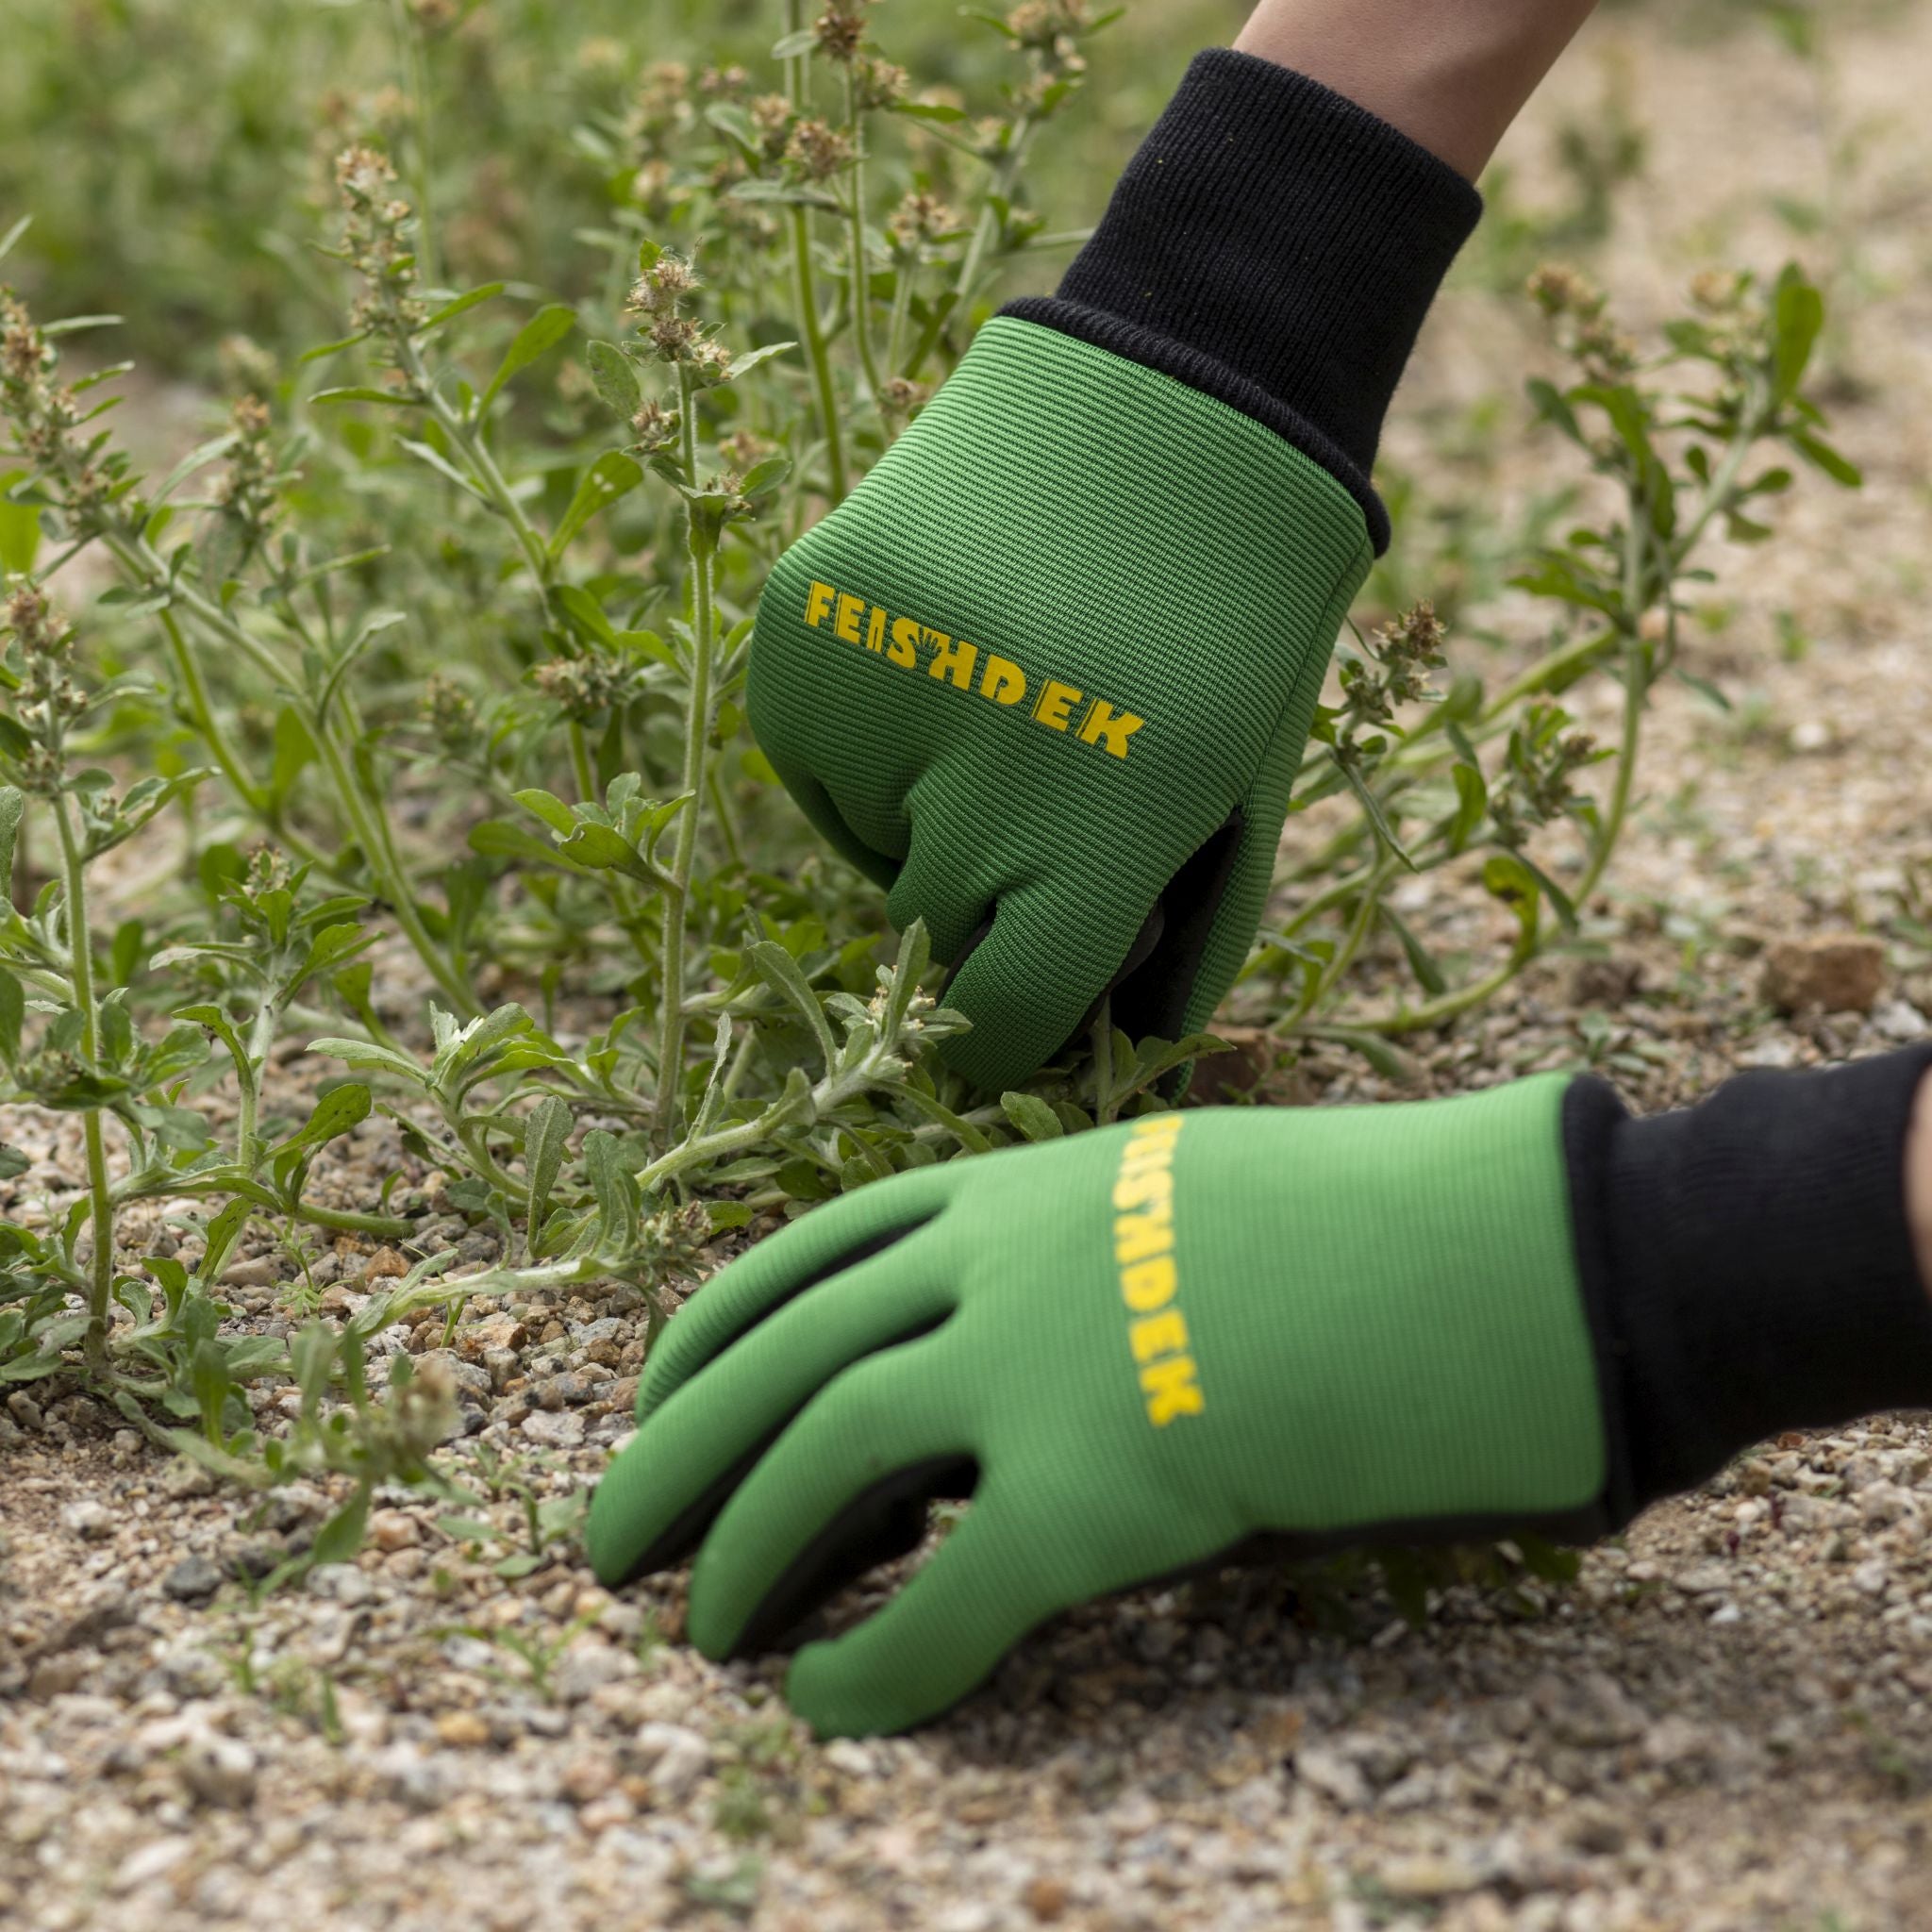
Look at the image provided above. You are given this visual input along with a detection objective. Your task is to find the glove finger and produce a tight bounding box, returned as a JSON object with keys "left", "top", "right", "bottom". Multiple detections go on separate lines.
{"left": 638, "top": 1165, "right": 957, "bottom": 1424}
{"left": 686, "top": 1341, "right": 979, "bottom": 1663}
{"left": 783, "top": 1497, "right": 1063, "bottom": 1738}
{"left": 757, "top": 742, "right": 902, "bottom": 894}
{"left": 932, "top": 876, "right": 1158, "bottom": 1092}
{"left": 586, "top": 1237, "right": 955, "bottom": 1589}
{"left": 881, "top": 793, "right": 1002, "bottom": 972}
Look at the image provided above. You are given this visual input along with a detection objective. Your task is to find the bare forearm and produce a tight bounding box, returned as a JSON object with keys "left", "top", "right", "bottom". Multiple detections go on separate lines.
{"left": 1234, "top": 0, "right": 1601, "bottom": 178}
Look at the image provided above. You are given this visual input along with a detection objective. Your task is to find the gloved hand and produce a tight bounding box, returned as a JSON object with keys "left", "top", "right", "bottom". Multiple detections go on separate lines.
{"left": 748, "top": 317, "right": 1373, "bottom": 1091}
{"left": 586, "top": 1078, "right": 1610, "bottom": 1736}
{"left": 745, "top": 51, "right": 1489, "bottom": 1091}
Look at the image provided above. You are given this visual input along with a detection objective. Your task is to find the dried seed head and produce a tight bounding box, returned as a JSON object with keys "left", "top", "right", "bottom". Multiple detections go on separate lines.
{"left": 717, "top": 428, "right": 773, "bottom": 472}
{"left": 533, "top": 655, "right": 630, "bottom": 722}
{"left": 700, "top": 63, "right": 751, "bottom": 98}
{"left": 879, "top": 375, "right": 928, "bottom": 421}
{"left": 637, "top": 60, "right": 691, "bottom": 120}
{"left": 1690, "top": 269, "right": 1747, "bottom": 313}
{"left": 749, "top": 92, "right": 793, "bottom": 160}
{"left": 690, "top": 339, "right": 735, "bottom": 387}
{"left": 628, "top": 251, "right": 700, "bottom": 318}
{"left": 629, "top": 398, "right": 681, "bottom": 454}
{"left": 410, "top": 0, "right": 458, "bottom": 34}
{"left": 1007, "top": 0, "right": 1091, "bottom": 46}
{"left": 853, "top": 55, "right": 908, "bottom": 110}
{"left": 888, "top": 191, "right": 957, "bottom": 253}
{"left": 421, "top": 673, "right": 479, "bottom": 749}
{"left": 575, "top": 37, "right": 627, "bottom": 76}
{"left": 785, "top": 118, "right": 855, "bottom": 180}
{"left": 335, "top": 143, "right": 397, "bottom": 207}
{"left": 631, "top": 158, "right": 674, "bottom": 215}
{"left": 243, "top": 844, "right": 294, "bottom": 899}
{"left": 813, "top": 3, "right": 870, "bottom": 64}
{"left": 217, "top": 333, "right": 277, "bottom": 398}
{"left": 4, "top": 581, "right": 72, "bottom": 664}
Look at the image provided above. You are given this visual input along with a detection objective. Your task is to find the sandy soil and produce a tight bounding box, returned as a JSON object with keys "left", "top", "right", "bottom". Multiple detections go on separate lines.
{"left": 5, "top": 5, "right": 1932, "bottom": 1929}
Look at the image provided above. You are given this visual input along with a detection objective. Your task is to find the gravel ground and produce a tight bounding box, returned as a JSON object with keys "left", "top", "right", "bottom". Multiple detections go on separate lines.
{"left": 7, "top": 7, "right": 1932, "bottom": 1929}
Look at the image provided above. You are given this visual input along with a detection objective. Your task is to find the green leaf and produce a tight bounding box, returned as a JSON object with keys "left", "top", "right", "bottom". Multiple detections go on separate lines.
{"left": 582, "top": 1129, "right": 639, "bottom": 1253}
{"left": 1380, "top": 903, "right": 1446, "bottom": 997}
{"left": 298, "top": 330, "right": 371, "bottom": 364}
{"left": 1790, "top": 430, "right": 1861, "bottom": 489}
{"left": 772, "top": 25, "right": 818, "bottom": 56}
{"left": 749, "top": 940, "right": 839, "bottom": 1073}
{"left": 397, "top": 437, "right": 489, "bottom": 502}
{"left": 1481, "top": 852, "right": 1542, "bottom": 943}
{"left": 586, "top": 341, "right": 642, "bottom": 422}
{"left": 1770, "top": 266, "right": 1824, "bottom": 401}
{"left": 479, "top": 304, "right": 577, "bottom": 413}
{"left": 308, "top": 1036, "right": 432, "bottom": 1085}
{"left": 309, "top": 1487, "right": 372, "bottom": 1568}
{"left": 420, "top": 282, "right": 507, "bottom": 332}
{"left": 468, "top": 818, "right": 591, "bottom": 873}
{"left": 524, "top": 1093, "right": 572, "bottom": 1241}
{"left": 311, "top": 386, "right": 425, "bottom": 408}
{"left": 0, "top": 472, "right": 42, "bottom": 575}
{"left": 200, "top": 1196, "right": 254, "bottom": 1285}
{"left": 0, "top": 215, "right": 30, "bottom": 266}
{"left": 549, "top": 450, "right": 642, "bottom": 559}
{"left": 0, "top": 785, "right": 23, "bottom": 902}
{"left": 0, "top": 970, "right": 23, "bottom": 1068}
{"left": 1446, "top": 761, "right": 1488, "bottom": 854}
{"left": 512, "top": 788, "right": 576, "bottom": 838}
{"left": 723, "top": 341, "right": 796, "bottom": 382}
{"left": 999, "top": 1091, "right": 1063, "bottom": 1141}
{"left": 174, "top": 1001, "right": 250, "bottom": 1073}
{"left": 273, "top": 1081, "right": 372, "bottom": 1168}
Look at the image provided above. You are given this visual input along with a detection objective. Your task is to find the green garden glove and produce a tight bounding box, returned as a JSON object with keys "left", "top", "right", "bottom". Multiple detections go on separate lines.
{"left": 746, "top": 315, "right": 1374, "bottom": 1092}
{"left": 587, "top": 1077, "right": 1609, "bottom": 1737}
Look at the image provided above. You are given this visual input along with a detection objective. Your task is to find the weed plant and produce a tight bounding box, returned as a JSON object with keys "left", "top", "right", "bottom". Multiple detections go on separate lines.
{"left": 0, "top": 3, "right": 1857, "bottom": 1564}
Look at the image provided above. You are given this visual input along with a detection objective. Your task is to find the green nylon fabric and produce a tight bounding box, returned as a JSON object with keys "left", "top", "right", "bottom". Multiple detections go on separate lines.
{"left": 747, "top": 316, "right": 1374, "bottom": 1091}
{"left": 586, "top": 1076, "right": 1607, "bottom": 1737}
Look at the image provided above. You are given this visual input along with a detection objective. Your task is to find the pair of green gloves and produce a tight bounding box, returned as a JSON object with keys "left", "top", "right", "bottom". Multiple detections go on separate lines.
{"left": 585, "top": 318, "right": 1617, "bottom": 1735}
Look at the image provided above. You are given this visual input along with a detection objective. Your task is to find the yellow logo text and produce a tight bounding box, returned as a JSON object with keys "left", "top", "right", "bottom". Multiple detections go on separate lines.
{"left": 802, "top": 578, "right": 1145, "bottom": 759}
{"left": 1111, "top": 1113, "right": 1202, "bottom": 1426}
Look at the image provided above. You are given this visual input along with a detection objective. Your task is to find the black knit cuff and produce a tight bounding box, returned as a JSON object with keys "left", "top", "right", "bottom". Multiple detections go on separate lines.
{"left": 1563, "top": 1047, "right": 1932, "bottom": 1525}
{"left": 1001, "top": 49, "right": 1482, "bottom": 554}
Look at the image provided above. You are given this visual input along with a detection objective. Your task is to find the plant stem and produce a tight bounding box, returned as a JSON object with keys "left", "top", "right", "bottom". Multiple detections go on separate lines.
{"left": 654, "top": 370, "right": 717, "bottom": 1152}
{"left": 844, "top": 71, "right": 884, "bottom": 407}
{"left": 391, "top": 0, "right": 441, "bottom": 291}
{"left": 568, "top": 722, "right": 599, "bottom": 806}
{"left": 53, "top": 791, "right": 114, "bottom": 1368}
{"left": 782, "top": 0, "right": 847, "bottom": 504}
{"left": 789, "top": 207, "right": 848, "bottom": 506}
{"left": 100, "top": 525, "right": 477, "bottom": 1012}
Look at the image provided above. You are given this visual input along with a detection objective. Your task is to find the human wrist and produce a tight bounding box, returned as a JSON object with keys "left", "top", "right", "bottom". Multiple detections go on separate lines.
{"left": 1232, "top": 0, "right": 1603, "bottom": 181}
{"left": 1000, "top": 50, "right": 1480, "bottom": 553}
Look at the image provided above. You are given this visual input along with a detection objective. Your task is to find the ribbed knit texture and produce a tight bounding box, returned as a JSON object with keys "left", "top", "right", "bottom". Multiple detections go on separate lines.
{"left": 1564, "top": 1046, "right": 1932, "bottom": 1523}
{"left": 588, "top": 1079, "right": 1604, "bottom": 1736}
{"left": 1004, "top": 49, "right": 1483, "bottom": 554}
{"left": 748, "top": 315, "right": 1372, "bottom": 1091}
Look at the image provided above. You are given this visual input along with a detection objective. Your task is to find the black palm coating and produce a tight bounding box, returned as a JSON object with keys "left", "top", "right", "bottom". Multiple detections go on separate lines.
{"left": 607, "top": 1224, "right": 938, "bottom": 1584}
{"left": 724, "top": 1455, "right": 981, "bottom": 1657}
{"left": 1108, "top": 812, "right": 1245, "bottom": 1046}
